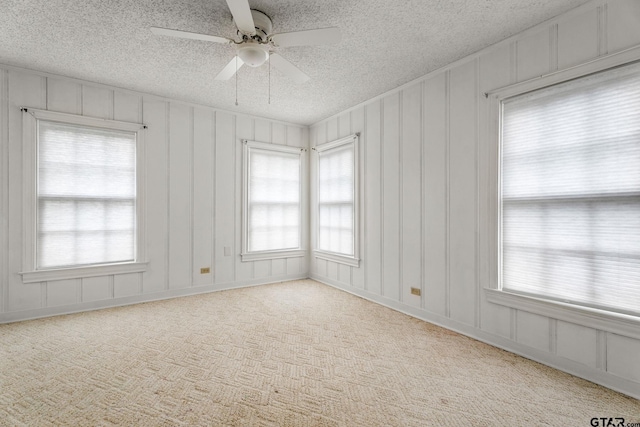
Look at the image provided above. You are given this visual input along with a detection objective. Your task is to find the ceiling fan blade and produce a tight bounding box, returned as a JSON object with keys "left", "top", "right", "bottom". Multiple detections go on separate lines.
{"left": 150, "top": 27, "right": 232, "bottom": 44}
{"left": 215, "top": 56, "right": 245, "bottom": 80}
{"left": 225, "top": 0, "right": 256, "bottom": 36}
{"left": 269, "top": 27, "right": 341, "bottom": 47}
{"left": 269, "top": 54, "right": 310, "bottom": 83}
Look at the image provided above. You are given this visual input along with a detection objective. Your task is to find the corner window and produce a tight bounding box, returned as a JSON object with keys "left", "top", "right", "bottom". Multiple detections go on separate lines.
{"left": 500, "top": 61, "right": 640, "bottom": 317}
{"left": 314, "top": 134, "right": 359, "bottom": 267}
{"left": 20, "top": 109, "right": 147, "bottom": 283}
{"left": 241, "top": 140, "right": 305, "bottom": 261}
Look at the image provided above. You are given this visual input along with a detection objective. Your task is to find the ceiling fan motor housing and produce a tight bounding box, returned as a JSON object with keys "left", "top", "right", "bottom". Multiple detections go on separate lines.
{"left": 237, "top": 10, "right": 273, "bottom": 41}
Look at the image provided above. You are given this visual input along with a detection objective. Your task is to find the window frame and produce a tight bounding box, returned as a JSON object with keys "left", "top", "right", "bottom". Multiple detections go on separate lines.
{"left": 241, "top": 140, "right": 306, "bottom": 262}
{"left": 20, "top": 108, "right": 147, "bottom": 283}
{"left": 484, "top": 47, "right": 640, "bottom": 339}
{"left": 313, "top": 133, "right": 360, "bottom": 267}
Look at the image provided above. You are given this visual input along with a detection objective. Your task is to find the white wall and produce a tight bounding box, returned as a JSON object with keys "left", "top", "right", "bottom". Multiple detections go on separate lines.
{"left": 0, "top": 66, "right": 309, "bottom": 323}
{"left": 1, "top": 0, "right": 638, "bottom": 400}
{"left": 310, "top": 0, "right": 640, "bottom": 398}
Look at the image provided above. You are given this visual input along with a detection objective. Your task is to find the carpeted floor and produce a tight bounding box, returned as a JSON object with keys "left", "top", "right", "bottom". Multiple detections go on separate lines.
{"left": 1, "top": 279, "right": 638, "bottom": 426}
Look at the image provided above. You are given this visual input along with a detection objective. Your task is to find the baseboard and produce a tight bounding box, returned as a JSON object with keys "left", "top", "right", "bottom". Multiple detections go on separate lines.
{"left": 0, "top": 273, "right": 307, "bottom": 324}
{"left": 310, "top": 274, "right": 640, "bottom": 400}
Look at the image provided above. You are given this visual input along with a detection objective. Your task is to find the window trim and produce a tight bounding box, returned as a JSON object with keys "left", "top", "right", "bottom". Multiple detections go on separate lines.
{"left": 241, "top": 140, "right": 306, "bottom": 262}
{"left": 484, "top": 47, "right": 640, "bottom": 335}
{"left": 313, "top": 133, "right": 360, "bottom": 268}
{"left": 19, "top": 108, "right": 147, "bottom": 283}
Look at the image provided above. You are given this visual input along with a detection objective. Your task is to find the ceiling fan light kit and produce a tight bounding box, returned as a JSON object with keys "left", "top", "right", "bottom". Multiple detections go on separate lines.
{"left": 237, "top": 42, "right": 269, "bottom": 67}
{"left": 151, "top": 0, "right": 341, "bottom": 102}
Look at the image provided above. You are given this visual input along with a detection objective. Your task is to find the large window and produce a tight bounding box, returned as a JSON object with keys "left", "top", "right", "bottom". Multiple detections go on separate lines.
{"left": 21, "top": 109, "right": 146, "bottom": 283}
{"left": 241, "top": 140, "right": 305, "bottom": 261}
{"left": 314, "top": 134, "right": 359, "bottom": 267}
{"left": 500, "top": 61, "right": 640, "bottom": 317}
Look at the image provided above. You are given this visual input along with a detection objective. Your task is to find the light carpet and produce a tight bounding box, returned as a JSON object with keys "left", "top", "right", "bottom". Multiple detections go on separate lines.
{"left": 1, "top": 279, "right": 638, "bottom": 426}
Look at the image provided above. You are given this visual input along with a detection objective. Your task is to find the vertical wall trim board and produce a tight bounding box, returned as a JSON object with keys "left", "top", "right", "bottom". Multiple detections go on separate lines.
{"left": 80, "top": 85, "right": 84, "bottom": 116}
{"left": 379, "top": 99, "right": 385, "bottom": 297}
{"left": 598, "top": 4, "right": 608, "bottom": 56}
{"left": 211, "top": 111, "right": 216, "bottom": 283}
{"left": 445, "top": 70, "right": 451, "bottom": 319}
{"left": 596, "top": 330, "right": 607, "bottom": 370}
{"left": 0, "top": 69, "right": 7, "bottom": 313}
{"left": 109, "top": 275, "right": 115, "bottom": 299}
{"left": 269, "top": 122, "right": 273, "bottom": 277}
{"left": 550, "top": 24, "right": 559, "bottom": 72}
{"left": 363, "top": 105, "right": 368, "bottom": 292}
{"left": 349, "top": 110, "right": 354, "bottom": 287}
{"left": 511, "top": 308, "right": 518, "bottom": 341}
{"left": 513, "top": 42, "right": 520, "bottom": 83}
{"left": 398, "top": 91, "right": 404, "bottom": 303}
{"left": 474, "top": 58, "right": 481, "bottom": 329}
{"left": 41, "top": 282, "right": 46, "bottom": 307}
{"left": 549, "top": 319, "right": 558, "bottom": 354}
{"left": 165, "top": 102, "right": 171, "bottom": 291}
{"left": 138, "top": 97, "right": 147, "bottom": 278}
{"left": 234, "top": 115, "right": 238, "bottom": 281}
{"left": 189, "top": 107, "right": 195, "bottom": 287}
{"left": 420, "top": 81, "right": 426, "bottom": 310}
{"left": 110, "top": 90, "right": 115, "bottom": 120}
{"left": 251, "top": 120, "right": 255, "bottom": 279}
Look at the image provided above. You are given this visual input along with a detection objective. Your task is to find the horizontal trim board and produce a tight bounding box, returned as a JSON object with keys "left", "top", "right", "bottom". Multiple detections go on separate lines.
{"left": 310, "top": 274, "right": 640, "bottom": 400}
{"left": 21, "top": 262, "right": 148, "bottom": 283}
{"left": 485, "top": 289, "right": 640, "bottom": 341}
{"left": 1, "top": 273, "right": 307, "bottom": 324}
{"left": 313, "top": 251, "right": 360, "bottom": 267}
{"left": 25, "top": 107, "right": 145, "bottom": 130}
{"left": 241, "top": 250, "right": 306, "bottom": 262}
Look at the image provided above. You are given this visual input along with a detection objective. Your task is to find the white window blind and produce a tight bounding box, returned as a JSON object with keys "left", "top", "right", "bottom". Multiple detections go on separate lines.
{"left": 501, "top": 62, "right": 640, "bottom": 316}
{"left": 247, "top": 148, "right": 301, "bottom": 252}
{"left": 318, "top": 142, "right": 355, "bottom": 256}
{"left": 37, "top": 120, "right": 136, "bottom": 269}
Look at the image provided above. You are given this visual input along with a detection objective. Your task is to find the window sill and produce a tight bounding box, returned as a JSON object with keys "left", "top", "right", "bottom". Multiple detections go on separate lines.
{"left": 20, "top": 262, "right": 148, "bottom": 284}
{"left": 313, "top": 251, "right": 360, "bottom": 267}
{"left": 241, "top": 249, "right": 306, "bottom": 262}
{"left": 485, "top": 288, "right": 640, "bottom": 340}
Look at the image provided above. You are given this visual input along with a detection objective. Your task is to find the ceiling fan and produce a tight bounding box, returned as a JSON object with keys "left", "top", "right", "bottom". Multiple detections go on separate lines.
{"left": 151, "top": 0, "right": 341, "bottom": 83}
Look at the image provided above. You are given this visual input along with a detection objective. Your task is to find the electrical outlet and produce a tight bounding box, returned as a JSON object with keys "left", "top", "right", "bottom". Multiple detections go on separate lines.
{"left": 200, "top": 267, "right": 210, "bottom": 274}
{"left": 410, "top": 287, "right": 421, "bottom": 296}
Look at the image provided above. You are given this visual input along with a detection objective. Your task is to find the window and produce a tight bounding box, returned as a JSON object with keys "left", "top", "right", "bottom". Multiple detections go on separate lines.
{"left": 241, "top": 140, "right": 305, "bottom": 261}
{"left": 500, "top": 61, "right": 640, "bottom": 317}
{"left": 314, "top": 134, "right": 359, "bottom": 267}
{"left": 21, "top": 109, "right": 146, "bottom": 283}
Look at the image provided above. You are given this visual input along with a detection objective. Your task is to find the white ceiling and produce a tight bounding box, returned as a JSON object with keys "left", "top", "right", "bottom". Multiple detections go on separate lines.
{"left": 1, "top": 0, "right": 591, "bottom": 125}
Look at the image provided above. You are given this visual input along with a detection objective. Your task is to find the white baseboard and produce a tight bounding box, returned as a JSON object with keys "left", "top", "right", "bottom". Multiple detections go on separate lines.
{"left": 0, "top": 273, "right": 307, "bottom": 324}
{"left": 310, "top": 273, "right": 640, "bottom": 400}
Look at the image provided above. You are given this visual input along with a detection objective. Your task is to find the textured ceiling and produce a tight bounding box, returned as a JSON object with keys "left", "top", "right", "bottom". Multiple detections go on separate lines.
{"left": 1, "top": 0, "right": 591, "bottom": 125}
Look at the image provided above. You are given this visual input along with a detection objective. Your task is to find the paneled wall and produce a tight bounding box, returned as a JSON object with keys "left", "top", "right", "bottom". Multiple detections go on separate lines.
{"left": 0, "top": 67, "right": 308, "bottom": 322}
{"left": 310, "top": 0, "right": 640, "bottom": 398}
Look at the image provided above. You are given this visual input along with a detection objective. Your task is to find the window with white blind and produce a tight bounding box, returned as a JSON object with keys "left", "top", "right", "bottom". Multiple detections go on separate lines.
{"left": 20, "top": 109, "right": 146, "bottom": 283}
{"left": 241, "top": 141, "right": 305, "bottom": 261}
{"left": 500, "top": 61, "right": 640, "bottom": 317}
{"left": 314, "top": 134, "right": 359, "bottom": 267}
